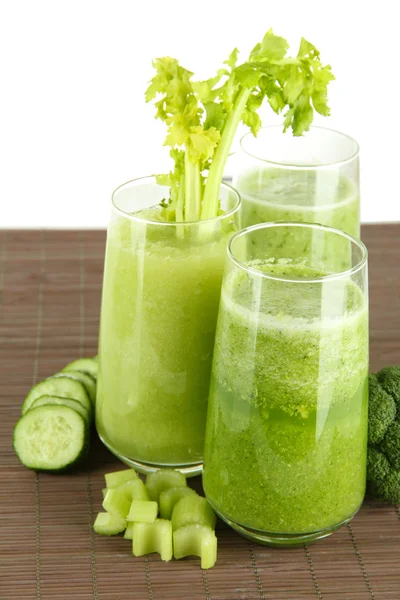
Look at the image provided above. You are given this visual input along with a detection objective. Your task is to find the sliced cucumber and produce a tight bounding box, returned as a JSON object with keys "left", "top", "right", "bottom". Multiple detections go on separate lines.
{"left": 22, "top": 376, "right": 92, "bottom": 420}
{"left": 127, "top": 500, "right": 158, "bottom": 523}
{"left": 171, "top": 496, "right": 216, "bottom": 531}
{"left": 13, "top": 405, "right": 88, "bottom": 472}
{"left": 159, "top": 486, "right": 198, "bottom": 519}
{"left": 102, "top": 488, "right": 131, "bottom": 520}
{"left": 62, "top": 358, "right": 98, "bottom": 380}
{"left": 145, "top": 469, "right": 187, "bottom": 502}
{"left": 94, "top": 512, "right": 126, "bottom": 536}
{"left": 55, "top": 370, "right": 96, "bottom": 407}
{"left": 105, "top": 468, "right": 138, "bottom": 489}
{"left": 132, "top": 519, "right": 173, "bottom": 561}
{"left": 173, "top": 525, "right": 217, "bottom": 569}
{"left": 30, "top": 395, "right": 91, "bottom": 426}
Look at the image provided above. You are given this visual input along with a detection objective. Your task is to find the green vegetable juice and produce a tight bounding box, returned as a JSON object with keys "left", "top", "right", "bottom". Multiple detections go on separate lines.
{"left": 234, "top": 168, "right": 360, "bottom": 238}
{"left": 96, "top": 208, "right": 237, "bottom": 468}
{"left": 203, "top": 261, "right": 368, "bottom": 535}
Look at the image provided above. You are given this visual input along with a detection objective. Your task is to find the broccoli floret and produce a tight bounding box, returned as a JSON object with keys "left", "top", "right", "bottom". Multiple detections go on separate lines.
{"left": 367, "top": 447, "right": 390, "bottom": 481}
{"left": 380, "top": 421, "right": 400, "bottom": 470}
{"left": 377, "top": 366, "right": 400, "bottom": 407}
{"left": 369, "top": 470, "right": 400, "bottom": 505}
{"left": 368, "top": 374, "right": 396, "bottom": 445}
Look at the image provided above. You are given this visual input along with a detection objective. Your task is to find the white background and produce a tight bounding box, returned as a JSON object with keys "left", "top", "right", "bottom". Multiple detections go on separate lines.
{"left": 1, "top": 0, "right": 399, "bottom": 228}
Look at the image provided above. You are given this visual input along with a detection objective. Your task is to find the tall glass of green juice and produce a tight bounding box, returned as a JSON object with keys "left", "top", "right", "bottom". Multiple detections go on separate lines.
{"left": 96, "top": 177, "right": 240, "bottom": 475}
{"left": 232, "top": 126, "right": 360, "bottom": 240}
{"left": 203, "top": 222, "right": 369, "bottom": 546}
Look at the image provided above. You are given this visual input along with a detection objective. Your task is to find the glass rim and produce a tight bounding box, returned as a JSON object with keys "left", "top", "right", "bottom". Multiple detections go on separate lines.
{"left": 228, "top": 222, "right": 368, "bottom": 284}
{"left": 111, "top": 175, "right": 241, "bottom": 226}
{"left": 240, "top": 125, "right": 360, "bottom": 169}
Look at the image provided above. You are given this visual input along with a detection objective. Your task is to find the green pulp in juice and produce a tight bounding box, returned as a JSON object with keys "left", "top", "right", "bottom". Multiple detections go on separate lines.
{"left": 96, "top": 209, "right": 235, "bottom": 466}
{"left": 235, "top": 168, "right": 359, "bottom": 237}
{"left": 203, "top": 262, "right": 368, "bottom": 534}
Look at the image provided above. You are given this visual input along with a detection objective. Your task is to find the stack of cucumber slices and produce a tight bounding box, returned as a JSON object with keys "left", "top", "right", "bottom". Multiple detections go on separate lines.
{"left": 13, "top": 357, "right": 98, "bottom": 471}
{"left": 95, "top": 468, "right": 218, "bottom": 569}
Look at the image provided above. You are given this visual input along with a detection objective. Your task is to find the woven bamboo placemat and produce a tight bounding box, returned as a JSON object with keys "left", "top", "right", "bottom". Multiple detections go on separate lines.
{"left": 1, "top": 226, "right": 400, "bottom": 600}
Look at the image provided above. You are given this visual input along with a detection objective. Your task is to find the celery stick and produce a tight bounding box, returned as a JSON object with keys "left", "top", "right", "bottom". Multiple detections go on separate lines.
{"left": 127, "top": 500, "right": 158, "bottom": 524}
{"left": 173, "top": 524, "right": 217, "bottom": 569}
{"left": 159, "top": 486, "right": 198, "bottom": 519}
{"left": 132, "top": 519, "right": 173, "bottom": 562}
{"left": 102, "top": 488, "right": 131, "bottom": 520}
{"left": 120, "top": 478, "right": 149, "bottom": 501}
{"left": 94, "top": 512, "right": 126, "bottom": 536}
{"left": 124, "top": 522, "right": 134, "bottom": 540}
{"left": 171, "top": 495, "right": 216, "bottom": 531}
{"left": 105, "top": 468, "right": 138, "bottom": 489}
{"left": 145, "top": 469, "right": 186, "bottom": 502}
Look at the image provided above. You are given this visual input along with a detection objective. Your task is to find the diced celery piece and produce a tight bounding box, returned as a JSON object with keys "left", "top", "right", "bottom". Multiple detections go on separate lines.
{"left": 105, "top": 468, "right": 138, "bottom": 489}
{"left": 102, "top": 488, "right": 107, "bottom": 499}
{"left": 132, "top": 519, "right": 173, "bottom": 562}
{"left": 145, "top": 469, "right": 186, "bottom": 502}
{"left": 117, "top": 478, "right": 149, "bottom": 501}
{"left": 173, "top": 524, "right": 217, "bottom": 569}
{"left": 171, "top": 495, "right": 216, "bottom": 531}
{"left": 93, "top": 512, "right": 126, "bottom": 536}
{"left": 124, "top": 522, "right": 134, "bottom": 540}
{"left": 102, "top": 488, "right": 131, "bottom": 520}
{"left": 127, "top": 500, "right": 158, "bottom": 523}
{"left": 159, "top": 486, "right": 198, "bottom": 519}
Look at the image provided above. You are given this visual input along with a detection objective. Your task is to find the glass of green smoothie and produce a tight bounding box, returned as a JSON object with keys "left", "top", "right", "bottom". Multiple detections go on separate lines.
{"left": 96, "top": 176, "right": 241, "bottom": 476}
{"left": 203, "top": 222, "right": 368, "bottom": 546}
{"left": 232, "top": 126, "right": 360, "bottom": 238}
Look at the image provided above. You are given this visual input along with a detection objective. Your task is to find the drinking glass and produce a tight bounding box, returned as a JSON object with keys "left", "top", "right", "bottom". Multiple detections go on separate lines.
{"left": 203, "top": 222, "right": 368, "bottom": 545}
{"left": 232, "top": 126, "right": 360, "bottom": 239}
{"left": 96, "top": 176, "right": 240, "bottom": 475}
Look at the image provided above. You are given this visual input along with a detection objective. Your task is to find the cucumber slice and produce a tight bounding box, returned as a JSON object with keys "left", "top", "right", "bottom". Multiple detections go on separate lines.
{"left": 118, "top": 478, "right": 149, "bottom": 501}
{"left": 124, "top": 522, "right": 134, "bottom": 540}
{"left": 159, "top": 486, "right": 198, "bottom": 519}
{"left": 30, "top": 395, "right": 91, "bottom": 426}
{"left": 62, "top": 358, "right": 98, "bottom": 380}
{"left": 102, "top": 488, "right": 131, "bottom": 520}
{"left": 22, "top": 376, "right": 92, "bottom": 420}
{"left": 132, "top": 519, "right": 173, "bottom": 561}
{"left": 13, "top": 405, "right": 88, "bottom": 472}
{"left": 105, "top": 468, "right": 138, "bottom": 489}
{"left": 94, "top": 512, "right": 126, "bottom": 536}
{"left": 173, "top": 525, "right": 217, "bottom": 569}
{"left": 55, "top": 370, "right": 96, "bottom": 407}
{"left": 171, "top": 496, "right": 216, "bottom": 531}
{"left": 145, "top": 469, "right": 187, "bottom": 502}
{"left": 127, "top": 500, "right": 158, "bottom": 523}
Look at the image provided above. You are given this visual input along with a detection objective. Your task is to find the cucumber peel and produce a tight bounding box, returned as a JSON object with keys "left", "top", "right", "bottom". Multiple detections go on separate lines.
{"left": 159, "top": 486, "right": 198, "bottom": 519}
{"left": 145, "top": 469, "right": 187, "bottom": 502}
{"left": 127, "top": 500, "right": 158, "bottom": 523}
{"left": 55, "top": 370, "right": 96, "bottom": 407}
{"left": 30, "top": 395, "right": 91, "bottom": 426}
{"left": 132, "top": 519, "right": 173, "bottom": 562}
{"left": 173, "top": 525, "right": 217, "bottom": 569}
{"left": 62, "top": 357, "right": 98, "bottom": 379}
{"left": 22, "top": 376, "right": 92, "bottom": 418}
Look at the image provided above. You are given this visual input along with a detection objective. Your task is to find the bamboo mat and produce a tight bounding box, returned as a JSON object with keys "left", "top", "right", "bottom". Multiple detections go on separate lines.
{"left": 1, "top": 226, "right": 400, "bottom": 600}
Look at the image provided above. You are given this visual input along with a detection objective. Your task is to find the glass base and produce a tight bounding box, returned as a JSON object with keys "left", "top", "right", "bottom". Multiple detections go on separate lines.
{"left": 99, "top": 434, "right": 203, "bottom": 478}
{"left": 209, "top": 500, "right": 360, "bottom": 547}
